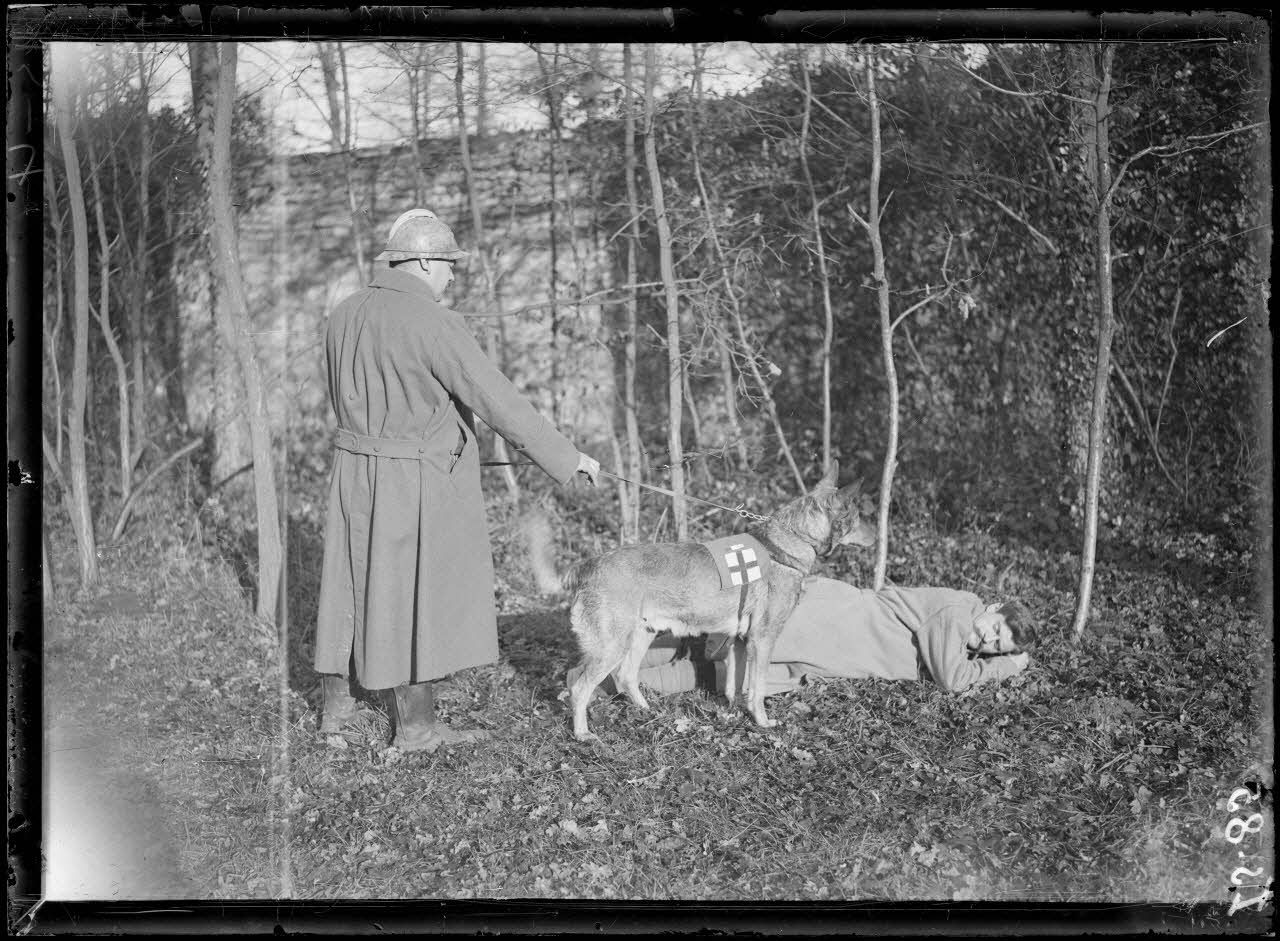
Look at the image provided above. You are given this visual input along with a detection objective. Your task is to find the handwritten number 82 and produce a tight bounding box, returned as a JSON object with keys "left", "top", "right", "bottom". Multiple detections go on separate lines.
{"left": 1225, "top": 813, "right": 1265, "bottom": 844}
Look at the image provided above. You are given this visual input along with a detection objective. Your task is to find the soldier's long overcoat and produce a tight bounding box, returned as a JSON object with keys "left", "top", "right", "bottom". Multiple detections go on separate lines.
{"left": 315, "top": 267, "right": 579, "bottom": 689}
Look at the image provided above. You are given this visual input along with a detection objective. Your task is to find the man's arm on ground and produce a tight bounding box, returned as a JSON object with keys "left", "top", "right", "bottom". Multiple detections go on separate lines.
{"left": 919, "top": 611, "right": 1028, "bottom": 692}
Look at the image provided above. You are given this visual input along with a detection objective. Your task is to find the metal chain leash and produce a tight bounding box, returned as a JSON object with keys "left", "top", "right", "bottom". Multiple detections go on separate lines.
{"left": 598, "top": 470, "right": 771, "bottom": 523}
{"left": 480, "top": 461, "right": 771, "bottom": 522}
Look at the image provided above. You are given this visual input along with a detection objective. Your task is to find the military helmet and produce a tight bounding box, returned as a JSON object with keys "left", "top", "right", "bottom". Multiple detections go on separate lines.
{"left": 374, "top": 209, "right": 470, "bottom": 263}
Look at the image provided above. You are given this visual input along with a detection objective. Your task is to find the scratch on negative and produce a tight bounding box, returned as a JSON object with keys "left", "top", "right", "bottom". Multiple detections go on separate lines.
{"left": 1206, "top": 317, "right": 1248, "bottom": 348}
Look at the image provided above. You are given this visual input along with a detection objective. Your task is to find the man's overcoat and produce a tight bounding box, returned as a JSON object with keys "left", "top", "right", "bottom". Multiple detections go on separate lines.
{"left": 315, "top": 267, "right": 579, "bottom": 689}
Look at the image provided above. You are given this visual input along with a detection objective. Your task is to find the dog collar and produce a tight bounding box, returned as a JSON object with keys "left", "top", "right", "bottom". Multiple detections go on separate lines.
{"left": 750, "top": 532, "right": 811, "bottom": 575}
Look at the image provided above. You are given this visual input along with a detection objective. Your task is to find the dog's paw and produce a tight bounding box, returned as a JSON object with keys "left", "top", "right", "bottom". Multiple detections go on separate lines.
{"left": 573, "top": 731, "right": 613, "bottom": 754}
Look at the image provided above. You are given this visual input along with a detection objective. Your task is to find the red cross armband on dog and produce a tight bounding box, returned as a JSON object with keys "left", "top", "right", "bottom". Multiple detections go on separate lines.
{"left": 702, "top": 534, "right": 771, "bottom": 592}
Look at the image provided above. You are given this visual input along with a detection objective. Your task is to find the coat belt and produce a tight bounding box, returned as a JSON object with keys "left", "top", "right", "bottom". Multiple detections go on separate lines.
{"left": 334, "top": 427, "right": 464, "bottom": 463}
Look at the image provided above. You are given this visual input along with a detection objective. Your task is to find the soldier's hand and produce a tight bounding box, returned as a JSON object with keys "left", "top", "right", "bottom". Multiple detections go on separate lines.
{"left": 1008, "top": 652, "right": 1030, "bottom": 673}
{"left": 575, "top": 452, "right": 601, "bottom": 487}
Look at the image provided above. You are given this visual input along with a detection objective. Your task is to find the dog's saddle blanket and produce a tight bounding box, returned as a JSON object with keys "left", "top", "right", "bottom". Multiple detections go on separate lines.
{"left": 702, "top": 534, "right": 771, "bottom": 591}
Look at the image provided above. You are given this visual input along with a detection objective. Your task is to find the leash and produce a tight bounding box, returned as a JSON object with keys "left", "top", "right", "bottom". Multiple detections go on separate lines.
{"left": 600, "top": 470, "right": 772, "bottom": 523}
{"left": 479, "top": 461, "right": 771, "bottom": 522}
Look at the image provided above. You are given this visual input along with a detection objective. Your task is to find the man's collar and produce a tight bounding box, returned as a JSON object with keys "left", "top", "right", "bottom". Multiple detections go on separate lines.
{"left": 370, "top": 264, "right": 436, "bottom": 299}
{"left": 368, "top": 265, "right": 488, "bottom": 319}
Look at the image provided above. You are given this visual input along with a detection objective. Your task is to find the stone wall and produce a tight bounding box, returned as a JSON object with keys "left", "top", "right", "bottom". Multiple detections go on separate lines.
{"left": 182, "top": 129, "right": 615, "bottom": 473}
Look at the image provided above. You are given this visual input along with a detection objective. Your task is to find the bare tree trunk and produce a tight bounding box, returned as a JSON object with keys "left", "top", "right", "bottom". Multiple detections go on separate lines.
{"left": 1072, "top": 44, "right": 1118, "bottom": 639}
{"left": 853, "top": 51, "right": 899, "bottom": 591}
{"left": 42, "top": 433, "right": 83, "bottom": 594}
{"left": 405, "top": 41, "right": 437, "bottom": 203}
{"left": 717, "top": 336, "right": 747, "bottom": 467}
{"left": 729, "top": 277, "right": 804, "bottom": 493}
{"left": 687, "top": 49, "right": 802, "bottom": 489}
{"left": 643, "top": 45, "right": 688, "bottom": 538}
{"left": 44, "top": 161, "right": 67, "bottom": 466}
{"left": 585, "top": 42, "right": 604, "bottom": 260}
{"left": 406, "top": 46, "right": 427, "bottom": 205}
{"left": 51, "top": 47, "right": 99, "bottom": 587}
{"left": 534, "top": 44, "right": 564, "bottom": 425}
{"left": 189, "top": 43, "right": 245, "bottom": 486}
{"left": 319, "top": 43, "right": 367, "bottom": 280}
{"left": 130, "top": 47, "right": 152, "bottom": 471}
{"left": 601, "top": 395, "right": 634, "bottom": 545}
{"left": 454, "top": 41, "right": 521, "bottom": 504}
{"left": 620, "top": 45, "right": 643, "bottom": 542}
{"left": 193, "top": 41, "right": 283, "bottom": 621}
{"left": 689, "top": 125, "right": 803, "bottom": 491}
{"left": 1152, "top": 285, "right": 1182, "bottom": 449}
{"left": 682, "top": 368, "right": 706, "bottom": 485}
{"left": 87, "top": 135, "right": 133, "bottom": 512}
{"left": 475, "top": 43, "right": 488, "bottom": 138}
{"left": 798, "top": 46, "right": 837, "bottom": 477}
{"left": 690, "top": 45, "right": 749, "bottom": 473}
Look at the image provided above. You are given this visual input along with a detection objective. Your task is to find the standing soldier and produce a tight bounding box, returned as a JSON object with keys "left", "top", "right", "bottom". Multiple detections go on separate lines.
{"left": 315, "top": 209, "right": 600, "bottom": 752}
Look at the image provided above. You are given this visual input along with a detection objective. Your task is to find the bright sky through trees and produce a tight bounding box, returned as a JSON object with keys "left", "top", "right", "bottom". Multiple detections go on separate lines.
{"left": 51, "top": 41, "right": 773, "bottom": 154}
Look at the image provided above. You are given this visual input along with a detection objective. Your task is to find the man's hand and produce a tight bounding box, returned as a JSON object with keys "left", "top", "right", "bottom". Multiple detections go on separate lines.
{"left": 1008, "top": 652, "right": 1030, "bottom": 673}
{"left": 575, "top": 452, "right": 601, "bottom": 487}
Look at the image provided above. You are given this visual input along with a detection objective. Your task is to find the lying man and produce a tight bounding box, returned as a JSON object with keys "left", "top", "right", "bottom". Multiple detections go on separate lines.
{"left": 604, "top": 576, "right": 1037, "bottom": 699}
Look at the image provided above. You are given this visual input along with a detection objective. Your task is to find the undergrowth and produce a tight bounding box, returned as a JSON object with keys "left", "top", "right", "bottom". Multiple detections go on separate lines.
{"left": 38, "top": 472, "right": 1273, "bottom": 912}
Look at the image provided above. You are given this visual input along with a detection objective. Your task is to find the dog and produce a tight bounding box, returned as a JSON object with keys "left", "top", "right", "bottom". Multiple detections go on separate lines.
{"left": 561, "top": 460, "right": 875, "bottom": 741}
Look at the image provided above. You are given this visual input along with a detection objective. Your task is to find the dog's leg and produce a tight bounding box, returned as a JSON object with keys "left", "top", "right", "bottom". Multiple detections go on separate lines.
{"left": 744, "top": 632, "right": 780, "bottom": 728}
{"left": 612, "top": 628, "right": 656, "bottom": 712}
{"left": 569, "top": 627, "right": 630, "bottom": 742}
{"left": 723, "top": 639, "right": 737, "bottom": 702}
{"left": 569, "top": 659, "right": 621, "bottom": 742}
{"left": 726, "top": 637, "right": 755, "bottom": 704}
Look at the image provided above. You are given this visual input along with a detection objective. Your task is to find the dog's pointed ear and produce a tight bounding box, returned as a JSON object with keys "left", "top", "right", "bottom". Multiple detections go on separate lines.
{"left": 839, "top": 479, "right": 874, "bottom": 516}
{"left": 814, "top": 458, "right": 839, "bottom": 494}
{"left": 838, "top": 478, "right": 862, "bottom": 499}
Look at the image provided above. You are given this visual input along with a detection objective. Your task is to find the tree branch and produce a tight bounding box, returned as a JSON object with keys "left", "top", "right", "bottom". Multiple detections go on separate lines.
{"left": 1110, "top": 357, "right": 1182, "bottom": 494}
{"left": 946, "top": 51, "right": 1093, "bottom": 105}
{"left": 1108, "top": 122, "right": 1266, "bottom": 204}
{"left": 471, "top": 279, "right": 703, "bottom": 319}
{"left": 890, "top": 287, "right": 952, "bottom": 333}
{"left": 1153, "top": 285, "right": 1182, "bottom": 442}
{"left": 108, "top": 437, "right": 205, "bottom": 544}
{"left": 847, "top": 202, "right": 870, "bottom": 233}
{"left": 958, "top": 185, "right": 1058, "bottom": 255}
{"left": 41, "top": 433, "right": 69, "bottom": 492}
{"left": 775, "top": 72, "right": 863, "bottom": 136}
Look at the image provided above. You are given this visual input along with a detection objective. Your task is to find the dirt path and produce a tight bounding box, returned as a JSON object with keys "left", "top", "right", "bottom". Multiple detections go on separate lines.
{"left": 43, "top": 716, "right": 193, "bottom": 900}
{"left": 42, "top": 589, "right": 194, "bottom": 902}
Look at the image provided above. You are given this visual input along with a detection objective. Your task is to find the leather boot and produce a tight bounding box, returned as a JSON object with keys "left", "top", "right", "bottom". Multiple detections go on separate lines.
{"left": 319, "top": 674, "right": 359, "bottom": 733}
{"left": 390, "top": 682, "right": 437, "bottom": 750}
{"left": 390, "top": 682, "right": 490, "bottom": 753}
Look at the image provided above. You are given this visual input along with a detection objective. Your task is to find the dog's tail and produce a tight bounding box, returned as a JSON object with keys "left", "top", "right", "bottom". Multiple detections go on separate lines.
{"left": 520, "top": 508, "right": 574, "bottom": 597}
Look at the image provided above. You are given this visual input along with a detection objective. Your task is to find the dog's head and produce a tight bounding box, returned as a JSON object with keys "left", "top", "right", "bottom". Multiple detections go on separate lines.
{"left": 822, "top": 478, "right": 877, "bottom": 552}
{"left": 771, "top": 460, "right": 877, "bottom": 555}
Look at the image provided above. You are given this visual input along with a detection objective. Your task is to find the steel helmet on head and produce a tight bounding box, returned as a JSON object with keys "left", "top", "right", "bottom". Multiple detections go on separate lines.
{"left": 374, "top": 209, "right": 470, "bottom": 263}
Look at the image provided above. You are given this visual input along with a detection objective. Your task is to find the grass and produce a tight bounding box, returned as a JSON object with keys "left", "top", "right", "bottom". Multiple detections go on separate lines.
{"left": 36, "top": 481, "right": 1274, "bottom": 915}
